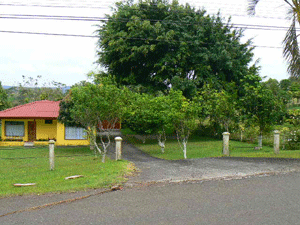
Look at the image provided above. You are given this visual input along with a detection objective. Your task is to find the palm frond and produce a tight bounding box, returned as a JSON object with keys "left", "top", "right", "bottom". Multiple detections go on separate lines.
{"left": 283, "top": 16, "right": 300, "bottom": 77}
{"left": 247, "top": 0, "right": 261, "bottom": 15}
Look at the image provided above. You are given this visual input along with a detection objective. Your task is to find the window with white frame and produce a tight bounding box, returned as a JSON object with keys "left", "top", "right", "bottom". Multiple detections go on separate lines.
{"left": 65, "top": 126, "right": 87, "bottom": 140}
{"left": 5, "top": 121, "right": 25, "bottom": 137}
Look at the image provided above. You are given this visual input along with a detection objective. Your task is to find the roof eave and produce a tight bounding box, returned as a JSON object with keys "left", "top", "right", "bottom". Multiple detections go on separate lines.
{"left": 0, "top": 117, "right": 58, "bottom": 120}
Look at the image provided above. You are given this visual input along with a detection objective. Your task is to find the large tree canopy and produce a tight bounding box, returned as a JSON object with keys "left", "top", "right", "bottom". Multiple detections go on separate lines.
{"left": 97, "top": 0, "right": 257, "bottom": 93}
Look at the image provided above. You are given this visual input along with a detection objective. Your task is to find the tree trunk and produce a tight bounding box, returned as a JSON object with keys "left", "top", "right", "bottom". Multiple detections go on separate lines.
{"left": 157, "top": 133, "right": 166, "bottom": 153}
{"left": 102, "top": 153, "right": 106, "bottom": 163}
{"left": 90, "top": 143, "right": 95, "bottom": 153}
{"left": 142, "top": 136, "right": 146, "bottom": 144}
{"left": 88, "top": 128, "right": 97, "bottom": 155}
{"left": 158, "top": 140, "right": 165, "bottom": 153}
{"left": 99, "top": 133, "right": 110, "bottom": 163}
{"left": 183, "top": 139, "right": 187, "bottom": 159}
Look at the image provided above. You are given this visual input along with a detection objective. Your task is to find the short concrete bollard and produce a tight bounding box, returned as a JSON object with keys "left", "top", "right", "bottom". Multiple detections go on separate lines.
{"left": 49, "top": 140, "right": 55, "bottom": 170}
{"left": 115, "top": 137, "right": 123, "bottom": 160}
{"left": 274, "top": 130, "right": 280, "bottom": 154}
{"left": 222, "top": 132, "right": 230, "bottom": 156}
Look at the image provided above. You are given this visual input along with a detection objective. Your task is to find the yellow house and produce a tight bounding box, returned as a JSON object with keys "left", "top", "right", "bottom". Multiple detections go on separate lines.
{"left": 0, "top": 100, "right": 90, "bottom": 146}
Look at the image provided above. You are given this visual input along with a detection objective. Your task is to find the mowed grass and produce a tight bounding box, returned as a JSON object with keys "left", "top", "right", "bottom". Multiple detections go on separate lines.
{"left": 0, "top": 146, "right": 134, "bottom": 197}
{"left": 129, "top": 136, "right": 300, "bottom": 160}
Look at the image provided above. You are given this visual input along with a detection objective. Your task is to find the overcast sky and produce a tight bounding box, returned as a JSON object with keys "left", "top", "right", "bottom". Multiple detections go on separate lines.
{"left": 0, "top": 0, "right": 292, "bottom": 87}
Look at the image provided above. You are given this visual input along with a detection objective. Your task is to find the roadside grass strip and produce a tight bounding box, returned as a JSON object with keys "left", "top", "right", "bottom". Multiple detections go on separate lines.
{"left": 0, "top": 146, "right": 134, "bottom": 197}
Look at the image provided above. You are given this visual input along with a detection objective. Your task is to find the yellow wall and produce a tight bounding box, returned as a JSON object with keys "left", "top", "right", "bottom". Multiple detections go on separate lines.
{"left": 56, "top": 122, "right": 90, "bottom": 146}
{"left": 1, "top": 119, "right": 29, "bottom": 142}
{"left": 36, "top": 119, "right": 57, "bottom": 140}
{"left": 1, "top": 119, "right": 90, "bottom": 146}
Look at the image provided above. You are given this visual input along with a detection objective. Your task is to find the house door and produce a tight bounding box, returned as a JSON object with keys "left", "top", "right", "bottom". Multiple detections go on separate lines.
{"left": 28, "top": 121, "right": 36, "bottom": 142}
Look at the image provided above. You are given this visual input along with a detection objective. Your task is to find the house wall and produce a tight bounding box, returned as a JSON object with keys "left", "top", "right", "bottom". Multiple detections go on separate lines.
{"left": 1, "top": 119, "right": 29, "bottom": 142}
{"left": 0, "top": 119, "right": 90, "bottom": 146}
{"left": 56, "top": 122, "right": 90, "bottom": 146}
{"left": 35, "top": 119, "right": 57, "bottom": 140}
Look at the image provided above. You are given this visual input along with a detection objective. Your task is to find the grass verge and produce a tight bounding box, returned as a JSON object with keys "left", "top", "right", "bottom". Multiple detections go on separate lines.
{"left": 0, "top": 146, "right": 135, "bottom": 197}
{"left": 127, "top": 136, "right": 300, "bottom": 160}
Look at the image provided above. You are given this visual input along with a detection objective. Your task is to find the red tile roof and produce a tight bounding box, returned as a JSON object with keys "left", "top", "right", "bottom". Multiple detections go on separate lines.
{"left": 0, "top": 100, "right": 60, "bottom": 119}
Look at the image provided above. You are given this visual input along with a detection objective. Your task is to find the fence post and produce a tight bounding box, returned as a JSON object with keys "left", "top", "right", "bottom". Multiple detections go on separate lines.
{"left": 222, "top": 132, "right": 230, "bottom": 156}
{"left": 115, "top": 137, "right": 123, "bottom": 160}
{"left": 274, "top": 130, "right": 280, "bottom": 154}
{"left": 49, "top": 140, "right": 55, "bottom": 171}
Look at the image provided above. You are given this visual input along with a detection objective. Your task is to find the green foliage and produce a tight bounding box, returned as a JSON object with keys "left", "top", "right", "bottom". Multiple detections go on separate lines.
{"left": 280, "top": 79, "right": 291, "bottom": 91}
{"left": 283, "top": 109, "right": 300, "bottom": 149}
{"left": 0, "top": 81, "right": 10, "bottom": 110}
{"left": 69, "top": 82, "right": 128, "bottom": 129}
{"left": 199, "top": 84, "right": 238, "bottom": 132}
{"left": 286, "top": 109, "right": 300, "bottom": 126}
{"left": 97, "top": 0, "right": 257, "bottom": 94}
{"left": 58, "top": 93, "right": 81, "bottom": 127}
{"left": 290, "top": 80, "right": 300, "bottom": 98}
{"left": 167, "top": 89, "right": 199, "bottom": 138}
{"left": 59, "top": 80, "right": 131, "bottom": 162}
{"left": 166, "top": 89, "right": 200, "bottom": 158}
{"left": 240, "top": 83, "right": 287, "bottom": 134}
{"left": 125, "top": 92, "right": 171, "bottom": 136}
{"left": 171, "top": 76, "right": 197, "bottom": 99}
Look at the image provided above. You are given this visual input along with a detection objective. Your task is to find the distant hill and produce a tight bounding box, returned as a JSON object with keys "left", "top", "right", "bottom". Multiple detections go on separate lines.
{"left": 3, "top": 85, "right": 71, "bottom": 93}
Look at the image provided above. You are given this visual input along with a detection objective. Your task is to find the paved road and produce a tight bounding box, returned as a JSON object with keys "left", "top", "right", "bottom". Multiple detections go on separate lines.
{"left": 2, "top": 172, "right": 300, "bottom": 224}
{"left": 2, "top": 141, "right": 300, "bottom": 224}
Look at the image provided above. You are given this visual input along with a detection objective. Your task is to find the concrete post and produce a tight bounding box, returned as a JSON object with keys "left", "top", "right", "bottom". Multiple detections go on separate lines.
{"left": 274, "top": 130, "right": 280, "bottom": 154}
{"left": 115, "top": 137, "right": 123, "bottom": 160}
{"left": 49, "top": 140, "right": 55, "bottom": 171}
{"left": 222, "top": 132, "right": 230, "bottom": 156}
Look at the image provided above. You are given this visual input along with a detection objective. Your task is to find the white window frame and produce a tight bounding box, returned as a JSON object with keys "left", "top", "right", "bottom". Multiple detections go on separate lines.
{"left": 5, "top": 121, "right": 25, "bottom": 137}
{"left": 65, "top": 126, "right": 87, "bottom": 140}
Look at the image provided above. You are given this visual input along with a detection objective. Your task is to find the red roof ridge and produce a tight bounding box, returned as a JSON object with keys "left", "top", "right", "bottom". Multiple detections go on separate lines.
{"left": 0, "top": 100, "right": 58, "bottom": 113}
{"left": 0, "top": 100, "right": 61, "bottom": 119}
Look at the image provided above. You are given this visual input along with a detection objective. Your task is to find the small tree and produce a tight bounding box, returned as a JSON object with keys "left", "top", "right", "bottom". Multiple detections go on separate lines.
{"left": 126, "top": 93, "right": 171, "bottom": 153}
{"left": 167, "top": 90, "right": 199, "bottom": 159}
{"left": 61, "top": 81, "right": 128, "bottom": 163}
{"left": 200, "top": 84, "right": 238, "bottom": 133}
{"left": 240, "top": 83, "right": 287, "bottom": 147}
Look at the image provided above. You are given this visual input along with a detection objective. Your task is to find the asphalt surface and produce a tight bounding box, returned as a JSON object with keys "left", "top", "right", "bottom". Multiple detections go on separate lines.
{"left": 2, "top": 172, "right": 300, "bottom": 224}
{"left": 1, "top": 141, "right": 300, "bottom": 224}
{"left": 121, "top": 142, "right": 300, "bottom": 186}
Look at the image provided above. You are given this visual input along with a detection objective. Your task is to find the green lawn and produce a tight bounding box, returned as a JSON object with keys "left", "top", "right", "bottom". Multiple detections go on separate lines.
{"left": 0, "top": 146, "right": 134, "bottom": 197}
{"left": 128, "top": 136, "right": 300, "bottom": 160}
